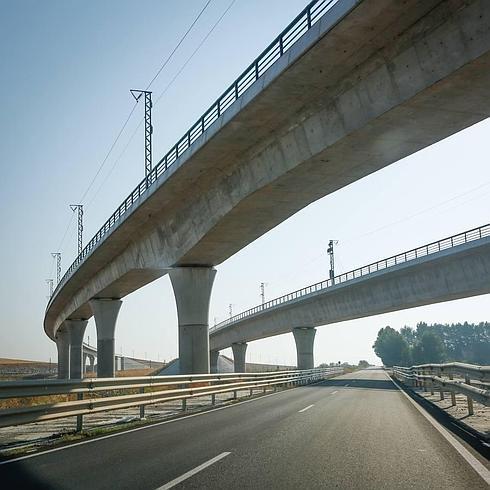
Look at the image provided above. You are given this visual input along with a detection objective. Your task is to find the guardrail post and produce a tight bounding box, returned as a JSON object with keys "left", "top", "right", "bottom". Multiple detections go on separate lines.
{"left": 249, "top": 388, "right": 253, "bottom": 397}
{"left": 140, "top": 387, "right": 145, "bottom": 419}
{"left": 437, "top": 367, "right": 444, "bottom": 400}
{"left": 182, "top": 398, "right": 187, "bottom": 411}
{"left": 76, "top": 393, "right": 83, "bottom": 432}
{"left": 465, "top": 375, "right": 474, "bottom": 415}
{"left": 233, "top": 390, "right": 237, "bottom": 400}
{"left": 211, "top": 393, "right": 216, "bottom": 405}
{"left": 449, "top": 374, "right": 456, "bottom": 406}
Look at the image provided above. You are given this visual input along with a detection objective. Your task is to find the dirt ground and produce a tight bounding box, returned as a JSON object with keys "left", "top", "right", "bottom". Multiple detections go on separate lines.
{"left": 411, "top": 385, "right": 489, "bottom": 440}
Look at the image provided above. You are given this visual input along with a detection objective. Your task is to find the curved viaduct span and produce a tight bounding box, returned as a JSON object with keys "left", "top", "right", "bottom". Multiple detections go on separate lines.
{"left": 46, "top": 0, "right": 490, "bottom": 378}
{"left": 209, "top": 225, "right": 490, "bottom": 372}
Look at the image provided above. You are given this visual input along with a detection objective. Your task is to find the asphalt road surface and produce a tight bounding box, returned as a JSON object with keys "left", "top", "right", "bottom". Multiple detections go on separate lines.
{"left": 1, "top": 368, "right": 488, "bottom": 489}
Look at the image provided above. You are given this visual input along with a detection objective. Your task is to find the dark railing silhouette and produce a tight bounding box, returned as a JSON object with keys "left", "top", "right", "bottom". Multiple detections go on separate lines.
{"left": 49, "top": 0, "right": 340, "bottom": 302}
{"left": 209, "top": 224, "right": 490, "bottom": 333}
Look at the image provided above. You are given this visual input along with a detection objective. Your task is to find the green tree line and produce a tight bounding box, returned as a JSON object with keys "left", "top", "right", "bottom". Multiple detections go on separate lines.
{"left": 372, "top": 322, "right": 490, "bottom": 367}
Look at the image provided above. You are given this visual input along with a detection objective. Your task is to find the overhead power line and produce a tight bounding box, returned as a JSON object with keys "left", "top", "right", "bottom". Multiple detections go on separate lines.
{"left": 145, "top": 0, "right": 213, "bottom": 90}
{"left": 85, "top": 0, "right": 236, "bottom": 210}
{"left": 78, "top": 0, "right": 213, "bottom": 209}
{"left": 154, "top": 0, "right": 236, "bottom": 106}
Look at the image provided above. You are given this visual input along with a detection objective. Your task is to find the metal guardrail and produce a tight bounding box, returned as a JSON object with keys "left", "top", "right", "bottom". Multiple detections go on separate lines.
{"left": 0, "top": 368, "right": 343, "bottom": 430}
{"left": 393, "top": 362, "right": 490, "bottom": 416}
{"left": 49, "top": 0, "right": 340, "bottom": 301}
{"left": 210, "top": 224, "right": 490, "bottom": 333}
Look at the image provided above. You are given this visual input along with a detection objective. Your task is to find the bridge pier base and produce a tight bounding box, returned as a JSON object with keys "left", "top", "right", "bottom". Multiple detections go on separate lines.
{"left": 88, "top": 354, "right": 95, "bottom": 374}
{"left": 210, "top": 350, "right": 219, "bottom": 373}
{"left": 232, "top": 342, "right": 247, "bottom": 373}
{"left": 55, "top": 324, "right": 71, "bottom": 379}
{"left": 293, "top": 327, "right": 316, "bottom": 370}
{"left": 67, "top": 320, "right": 88, "bottom": 379}
{"left": 169, "top": 267, "right": 216, "bottom": 374}
{"left": 89, "top": 299, "right": 122, "bottom": 378}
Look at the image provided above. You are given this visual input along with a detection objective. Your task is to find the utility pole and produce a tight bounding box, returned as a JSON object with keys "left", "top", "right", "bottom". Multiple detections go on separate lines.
{"left": 130, "top": 90, "right": 153, "bottom": 181}
{"left": 70, "top": 204, "right": 84, "bottom": 255}
{"left": 260, "top": 282, "right": 267, "bottom": 305}
{"left": 46, "top": 278, "right": 54, "bottom": 298}
{"left": 51, "top": 253, "right": 62, "bottom": 285}
{"left": 327, "top": 240, "right": 338, "bottom": 283}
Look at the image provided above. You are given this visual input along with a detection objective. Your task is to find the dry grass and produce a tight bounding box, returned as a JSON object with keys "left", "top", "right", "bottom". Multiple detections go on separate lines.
{"left": 0, "top": 358, "right": 51, "bottom": 367}
{"left": 115, "top": 369, "right": 157, "bottom": 377}
{"left": 0, "top": 394, "right": 75, "bottom": 410}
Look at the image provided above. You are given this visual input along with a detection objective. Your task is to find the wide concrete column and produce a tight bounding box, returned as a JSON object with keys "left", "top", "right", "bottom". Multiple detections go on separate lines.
{"left": 169, "top": 267, "right": 216, "bottom": 374}
{"left": 293, "top": 327, "right": 316, "bottom": 370}
{"left": 83, "top": 353, "right": 88, "bottom": 375}
{"left": 55, "top": 325, "right": 70, "bottom": 379}
{"left": 210, "top": 350, "right": 219, "bottom": 373}
{"left": 89, "top": 299, "right": 123, "bottom": 378}
{"left": 66, "top": 319, "right": 88, "bottom": 379}
{"left": 231, "top": 343, "right": 247, "bottom": 373}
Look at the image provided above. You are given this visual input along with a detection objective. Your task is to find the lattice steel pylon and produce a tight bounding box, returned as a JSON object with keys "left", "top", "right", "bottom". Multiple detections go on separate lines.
{"left": 46, "top": 278, "right": 54, "bottom": 298}
{"left": 51, "top": 253, "right": 62, "bottom": 285}
{"left": 130, "top": 90, "right": 153, "bottom": 180}
{"left": 70, "top": 204, "right": 83, "bottom": 255}
{"left": 327, "top": 240, "right": 338, "bottom": 283}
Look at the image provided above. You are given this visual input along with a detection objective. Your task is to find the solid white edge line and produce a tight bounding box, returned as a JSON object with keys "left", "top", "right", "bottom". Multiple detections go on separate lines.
{"left": 330, "top": 391, "right": 338, "bottom": 395}
{"left": 298, "top": 404, "right": 314, "bottom": 413}
{"left": 156, "top": 452, "right": 231, "bottom": 490}
{"left": 0, "top": 377, "right": 335, "bottom": 466}
{"left": 387, "top": 372, "right": 490, "bottom": 485}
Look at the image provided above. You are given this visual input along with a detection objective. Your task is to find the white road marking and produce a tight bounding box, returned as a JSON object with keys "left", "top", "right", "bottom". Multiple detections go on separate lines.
{"left": 344, "top": 384, "right": 349, "bottom": 387}
{"left": 156, "top": 452, "right": 231, "bottom": 490}
{"left": 298, "top": 404, "right": 314, "bottom": 413}
{"left": 388, "top": 374, "right": 490, "bottom": 485}
{"left": 330, "top": 391, "right": 338, "bottom": 395}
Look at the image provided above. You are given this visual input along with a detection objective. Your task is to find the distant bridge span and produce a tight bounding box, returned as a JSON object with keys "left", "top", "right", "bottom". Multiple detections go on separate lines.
{"left": 209, "top": 225, "right": 490, "bottom": 370}
{"left": 45, "top": 0, "right": 490, "bottom": 376}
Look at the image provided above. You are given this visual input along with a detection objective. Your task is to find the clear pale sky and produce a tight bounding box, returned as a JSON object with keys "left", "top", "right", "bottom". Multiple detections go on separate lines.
{"left": 1, "top": 0, "right": 489, "bottom": 366}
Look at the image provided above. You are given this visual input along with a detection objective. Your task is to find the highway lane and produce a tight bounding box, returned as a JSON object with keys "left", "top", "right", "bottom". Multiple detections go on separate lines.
{"left": 0, "top": 368, "right": 488, "bottom": 489}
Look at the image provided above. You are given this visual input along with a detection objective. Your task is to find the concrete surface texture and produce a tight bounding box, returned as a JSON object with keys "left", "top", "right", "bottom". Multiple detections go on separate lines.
{"left": 44, "top": 0, "right": 490, "bottom": 346}
{"left": 1, "top": 369, "right": 487, "bottom": 489}
{"left": 210, "top": 236, "right": 490, "bottom": 351}
{"left": 169, "top": 267, "right": 216, "bottom": 374}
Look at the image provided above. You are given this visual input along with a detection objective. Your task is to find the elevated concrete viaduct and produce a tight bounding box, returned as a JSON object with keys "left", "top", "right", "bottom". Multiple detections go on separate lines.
{"left": 45, "top": 0, "right": 490, "bottom": 376}
{"left": 209, "top": 229, "right": 490, "bottom": 371}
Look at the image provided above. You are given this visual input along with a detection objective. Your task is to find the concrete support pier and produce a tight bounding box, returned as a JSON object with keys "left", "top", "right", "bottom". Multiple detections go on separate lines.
{"left": 232, "top": 342, "right": 247, "bottom": 373}
{"left": 89, "top": 299, "right": 122, "bottom": 378}
{"left": 169, "top": 267, "right": 216, "bottom": 374}
{"left": 210, "top": 350, "right": 219, "bottom": 373}
{"left": 67, "top": 319, "right": 88, "bottom": 379}
{"left": 88, "top": 355, "right": 95, "bottom": 374}
{"left": 83, "top": 353, "right": 88, "bottom": 375}
{"left": 55, "top": 324, "right": 71, "bottom": 379}
{"left": 293, "top": 327, "right": 316, "bottom": 370}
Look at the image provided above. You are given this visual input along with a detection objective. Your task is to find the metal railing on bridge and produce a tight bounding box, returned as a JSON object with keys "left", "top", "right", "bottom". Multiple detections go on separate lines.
{"left": 393, "top": 362, "right": 490, "bottom": 416}
{"left": 0, "top": 367, "right": 343, "bottom": 431}
{"left": 210, "top": 224, "right": 490, "bottom": 333}
{"left": 49, "top": 0, "right": 340, "bottom": 300}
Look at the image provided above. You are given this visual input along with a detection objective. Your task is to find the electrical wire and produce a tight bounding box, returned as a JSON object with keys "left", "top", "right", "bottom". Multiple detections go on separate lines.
{"left": 78, "top": 103, "right": 138, "bottom": 204}
{"left": 85, "top": 0, "right": 236, "bottom": 210}
{"left": 154, "top": 0, "right": 237, "bottom": 106}
{"left": 146, "top": 0, "right": 213, "bottom": 90}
